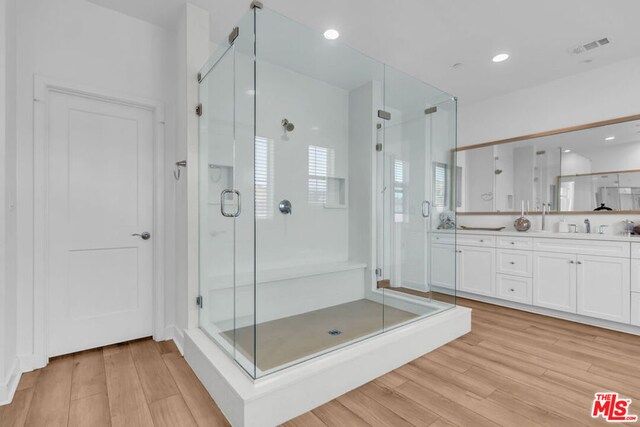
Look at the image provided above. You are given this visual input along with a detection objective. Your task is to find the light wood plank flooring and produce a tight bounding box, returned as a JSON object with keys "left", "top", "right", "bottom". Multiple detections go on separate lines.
{"left": 2, "top": 298, "right": 640, "bottom": 426}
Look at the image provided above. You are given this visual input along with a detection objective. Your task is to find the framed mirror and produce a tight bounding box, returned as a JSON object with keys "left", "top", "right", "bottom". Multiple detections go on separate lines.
{"left": 456, "top": 114, "right": 640, "bottom": 214}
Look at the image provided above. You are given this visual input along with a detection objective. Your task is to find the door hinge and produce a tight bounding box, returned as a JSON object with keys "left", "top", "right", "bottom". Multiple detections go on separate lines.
{"left": 376, "top": 143, "right": 382, "bottom": 152}
{"left": 377, "top": 110, "right": 391, "bottom": 120}
{"left": 424, "top": 106, "right": 438, "bottom": 115}
{"left": 196, "top": 295, "right": 203, "bottom": 308}
{"left": 228, "top": 26, "right": 239, "bottom": 45}
{"left": 196, "top": 104, "right": 203, "bottom": 116}
{"left": 375, "top": 268, "right": 382, "bottom": 277}
{"left": 197, "top": 72, "right": 202, "bottom": 82}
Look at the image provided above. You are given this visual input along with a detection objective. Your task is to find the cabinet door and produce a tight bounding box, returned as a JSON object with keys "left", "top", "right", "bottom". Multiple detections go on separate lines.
{"left": 533, "top": 252, "right": 576, "bottom": 313}
{"left": 631, "top": 259, "right": 640, "bottom": 293}
{"left": 431, "top": 244, "right": 456, "bottom": 291}
{"left": 632, "top": 293, "right": 640, "bottom": 327}
{"left": 457, "top": 246, "right": 495, "bottom": 296}
{"left": 577, "top": 255, "right": 630, "bottom": 323}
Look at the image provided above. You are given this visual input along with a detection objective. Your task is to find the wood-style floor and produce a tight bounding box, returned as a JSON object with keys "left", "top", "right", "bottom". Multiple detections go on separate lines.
{"left": 2, "top": 298, "right": 640, "bottom": 426}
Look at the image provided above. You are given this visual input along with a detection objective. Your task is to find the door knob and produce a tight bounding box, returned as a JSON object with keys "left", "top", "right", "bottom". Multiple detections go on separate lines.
{"left": 132, "top": 232, "right": 151, "bottom": 240}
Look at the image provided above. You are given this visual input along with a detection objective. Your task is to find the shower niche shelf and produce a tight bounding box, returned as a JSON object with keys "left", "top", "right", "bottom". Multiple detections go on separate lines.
{"left": 324, "top": 177, "right": 347, "bottom": 209}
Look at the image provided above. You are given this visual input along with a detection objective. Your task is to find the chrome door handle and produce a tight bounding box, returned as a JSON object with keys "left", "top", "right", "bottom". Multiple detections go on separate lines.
{"left": 132, "top": 232, "right": 151, "bottom": 240}
{"left": 221, "top": 189, "right": 241, "bottom": 218}
{"left": 422, "top": 201, "right": 431, "bottom": 218}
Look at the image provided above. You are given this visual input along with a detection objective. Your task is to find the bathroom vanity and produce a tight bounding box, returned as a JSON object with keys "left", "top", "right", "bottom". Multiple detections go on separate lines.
{"left": 434, "top": 230, "right": 640, "bottom": 332}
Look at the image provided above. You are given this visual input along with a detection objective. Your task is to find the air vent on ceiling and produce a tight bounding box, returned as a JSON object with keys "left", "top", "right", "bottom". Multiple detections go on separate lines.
{"left": 568, "top": 37, "right": 611, "bottom": 55}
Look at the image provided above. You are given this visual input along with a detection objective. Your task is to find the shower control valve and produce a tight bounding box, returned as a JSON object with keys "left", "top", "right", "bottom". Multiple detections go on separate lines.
{"left": 279, "top": 200, "right": 292, "bottom": 215}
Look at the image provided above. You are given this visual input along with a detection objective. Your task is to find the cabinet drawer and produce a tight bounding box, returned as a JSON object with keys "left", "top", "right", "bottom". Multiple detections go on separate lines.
{"left": 496, "top": 274, "right": 532, "bottom": 305}
{"left": 533, "top": 238, "right": 630, "bottom": 258}
{"left": 497, "top": 236, "right": 533, "bottom": 250}
{"left": 456, "top": 234, "right": 495, "bottom": 247}
{"left": 632, "top": 293, "right": 640, "bottom": 327}
{"left": 432, "top": 233, "right": 455, "bottom": 245}
{"left": 632, "top": 243, "right": 640, "bottom": 259}
{"left": 497, "top": 249, "right": 533, "bottom": 277}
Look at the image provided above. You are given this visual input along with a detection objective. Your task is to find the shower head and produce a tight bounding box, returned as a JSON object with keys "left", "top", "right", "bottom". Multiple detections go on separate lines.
{"left": 282, "top": 118, "right": 295, "bottom": 132}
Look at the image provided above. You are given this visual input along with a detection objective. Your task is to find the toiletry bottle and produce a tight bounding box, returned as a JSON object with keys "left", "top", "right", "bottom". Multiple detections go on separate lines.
{"left": 558, "top": 217, "right": 569, "bottom": 233}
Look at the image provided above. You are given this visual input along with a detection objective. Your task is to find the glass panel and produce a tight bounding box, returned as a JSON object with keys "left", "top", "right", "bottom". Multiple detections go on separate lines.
{"left": 198, "top": 46, "right": 236, "bottom": 356}
{"left": 382, "top": 65, "right": 457, "bottom": 328}
{"left": 254, "top": 7, "right": 385, "bottom": 377}
{"left": 198, "top": 11, "right": 256, "bottom": 378}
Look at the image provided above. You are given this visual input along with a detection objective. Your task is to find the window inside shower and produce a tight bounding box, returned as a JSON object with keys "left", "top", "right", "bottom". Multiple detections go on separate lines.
{"left": 197, "top": 5, "right": 457, "bottom": 379}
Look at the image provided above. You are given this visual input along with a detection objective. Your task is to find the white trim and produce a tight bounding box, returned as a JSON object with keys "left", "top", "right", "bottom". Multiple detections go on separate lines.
{"left": 32, "top": 75, "right": 166, "bottom": 367}
{"left": 457, "top": 291, "right": 640, "bottom": 336}
{"left": 185, "top": 305, "right": 471, "bottom": 427}
{"left": 0, "top": 359, "right": 21, "bottom": 406}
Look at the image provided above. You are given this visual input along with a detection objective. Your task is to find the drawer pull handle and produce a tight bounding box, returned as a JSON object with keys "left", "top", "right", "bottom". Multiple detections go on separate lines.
{"left": 569, "top": 260, "right": 575, "bottom": 264}
{"left": 577, "top": 261, "right": 582, "bottom": 265}
{"left": 509, "top": 261, "right": 515, "bottom": 265}
{"left": 479, "top": 239, "right": 485, "bottom": 242}
{"left": 510, "top": 242, "right": 515, "bottom": 245}
{"left": 509, "top": 288, "right": 515, "bottom": 292}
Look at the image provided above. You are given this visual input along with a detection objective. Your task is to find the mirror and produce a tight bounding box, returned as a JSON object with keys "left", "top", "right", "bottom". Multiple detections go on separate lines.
{"left": 457, "top": 115, "right": 640, "bottom": 214}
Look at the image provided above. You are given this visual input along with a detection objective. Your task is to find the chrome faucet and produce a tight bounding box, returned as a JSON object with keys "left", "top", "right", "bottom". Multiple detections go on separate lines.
{"left": 584, "top": 219, "right": 591, "bottom": 234}
{"left": 599, "top": 225, "right": 608, "bottom": 235}
{"left": 541, "top": 203, "right": 547, "bottom": 231}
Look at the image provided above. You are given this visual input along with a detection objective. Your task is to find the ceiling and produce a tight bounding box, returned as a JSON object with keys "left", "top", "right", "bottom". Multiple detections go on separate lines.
{"left": 87, "top": 0, "right": 640, "bottom": 103}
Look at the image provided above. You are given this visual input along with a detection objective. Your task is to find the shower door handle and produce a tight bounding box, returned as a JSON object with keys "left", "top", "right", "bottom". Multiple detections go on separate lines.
{"left": 220, "top": 189, "right": 241, "bottom": 217}
{"left": 422, "top": 201, "right": 431, "bottom": 218}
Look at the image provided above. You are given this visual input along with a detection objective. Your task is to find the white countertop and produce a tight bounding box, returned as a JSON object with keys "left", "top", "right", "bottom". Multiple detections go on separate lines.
{"left": 434, "top": 228, "right": 640, "bottom": 243}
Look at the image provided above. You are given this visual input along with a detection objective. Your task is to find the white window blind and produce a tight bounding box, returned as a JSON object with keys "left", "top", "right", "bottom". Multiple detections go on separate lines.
{"left": 255, "top": 137, "right": 273, "bottom": 219}
{"left": 308, "top": 145, "right": 335, "bottom": 204}
{"left": 394, "top": 159, "right": 408, "bottom": 222}
{"left": 434, "top": 162, "right": 447, "bottom": 209}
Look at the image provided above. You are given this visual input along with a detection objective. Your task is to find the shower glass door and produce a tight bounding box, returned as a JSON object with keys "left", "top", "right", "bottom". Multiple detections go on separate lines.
{"left": 198, "top": 11, "right": 256, "bottom": 377}
{"left": 381, "top": 65, "right": 457, "bottom": 327}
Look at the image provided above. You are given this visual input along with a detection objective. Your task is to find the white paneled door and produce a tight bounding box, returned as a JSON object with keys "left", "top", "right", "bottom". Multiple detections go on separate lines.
{"left": 47, "top": 91, "right": 154, "bottom": 357}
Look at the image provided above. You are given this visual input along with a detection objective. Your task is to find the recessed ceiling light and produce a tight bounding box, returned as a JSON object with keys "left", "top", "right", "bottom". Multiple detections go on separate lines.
{"left": 492, "top": 53, "right": 510, "bottom": 63}
{"left": 605, "top": 136, "right": 615, "bottom": 141}
{"left": 323, "top": 29, "right": 339, "bottom": 40}
{"left": 563, "top": 149, "right": 571, "bottom": 153}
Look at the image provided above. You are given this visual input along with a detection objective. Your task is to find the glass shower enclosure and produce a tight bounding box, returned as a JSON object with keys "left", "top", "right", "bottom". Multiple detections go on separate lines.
{"left": 198, "top": 4, "right": 457, "bottom": 379}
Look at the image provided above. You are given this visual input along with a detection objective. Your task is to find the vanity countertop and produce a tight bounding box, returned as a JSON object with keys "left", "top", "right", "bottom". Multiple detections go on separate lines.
{"left": 434, "top": 228, "right": 640, "bottom": 243}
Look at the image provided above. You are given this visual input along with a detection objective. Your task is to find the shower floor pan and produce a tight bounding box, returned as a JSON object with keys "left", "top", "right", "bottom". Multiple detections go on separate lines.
{"left": 222, "top": 299, "right": 423, "bottom": 372}
{"left": 184, "top": 299, "right": 471, "bottom": 427}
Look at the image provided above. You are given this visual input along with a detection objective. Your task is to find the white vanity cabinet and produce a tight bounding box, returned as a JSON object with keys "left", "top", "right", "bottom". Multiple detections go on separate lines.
{"left": 533, "top": 252, "right": 577, "bottom": 313}
{"left": 456, "top": 245, "right": 495, "bottom": 296}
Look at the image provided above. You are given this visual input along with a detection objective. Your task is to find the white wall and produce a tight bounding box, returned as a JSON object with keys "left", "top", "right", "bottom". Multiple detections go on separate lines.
{"left": 459, "top": 55, "right": 640, "bottom": 148}
{"left": 15, "top": 0, "right": 177, "bottom": 368}
{"left": 457, "top": 55, "right": 640, "bottom": 227}
{"left": 0, "top": 0, "right": 18, "bottom": 404}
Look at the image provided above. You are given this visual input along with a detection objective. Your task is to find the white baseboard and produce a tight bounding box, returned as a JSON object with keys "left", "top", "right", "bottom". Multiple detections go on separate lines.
{"left": 457, "top": 291, "right": 640, "bottom": 336}
{"left": 184, "top": 306, "right": 471, "bottom": 427}
{"left": 163, "top": 325, "right": 185, "bottom": 355}
{"left": 0, "top": 359, "right": 22, "bottom": 406}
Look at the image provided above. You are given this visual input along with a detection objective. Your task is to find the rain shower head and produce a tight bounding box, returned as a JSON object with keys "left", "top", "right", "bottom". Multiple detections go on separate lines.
{"left": 282, "top": 118, "right": 295, "bottom": 132}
